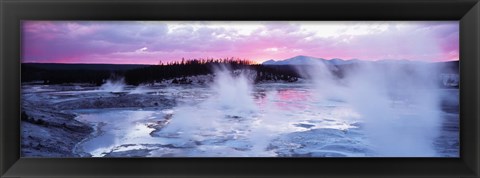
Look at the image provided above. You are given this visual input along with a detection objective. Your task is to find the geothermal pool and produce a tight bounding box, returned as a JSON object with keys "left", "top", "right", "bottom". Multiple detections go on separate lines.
{"left": 22, "top": 79, "right": 459, "bottom": 157}
{"left": 71, "top": 84, "right": 366, "bottom": 157}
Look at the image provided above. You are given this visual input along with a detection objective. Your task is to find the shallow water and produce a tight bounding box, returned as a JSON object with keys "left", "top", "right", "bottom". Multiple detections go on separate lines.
{"left": 41, "top": 83, "right": 459, "bottom": 157}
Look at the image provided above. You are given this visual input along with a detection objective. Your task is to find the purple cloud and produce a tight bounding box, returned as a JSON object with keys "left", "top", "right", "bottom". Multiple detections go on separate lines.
{"left": 22, "top": 21, "right": 459, "bottom": 64}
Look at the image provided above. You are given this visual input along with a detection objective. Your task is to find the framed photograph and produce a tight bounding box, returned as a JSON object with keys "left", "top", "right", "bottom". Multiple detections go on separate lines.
{"left": 1, "top": 0, "right": 479, "bottom": 177}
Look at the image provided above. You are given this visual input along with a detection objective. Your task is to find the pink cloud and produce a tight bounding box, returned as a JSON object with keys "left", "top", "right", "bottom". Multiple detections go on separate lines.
{"left": 21, "top": 21, "right": 459, "bottom": 64}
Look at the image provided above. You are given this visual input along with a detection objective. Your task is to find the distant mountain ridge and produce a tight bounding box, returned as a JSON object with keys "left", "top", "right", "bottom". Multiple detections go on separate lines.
{"left": 261, "top": 55, "right": 452, "bottom": 66}
{"left": 262, "top": 55, "right": 360, "bottom": 65}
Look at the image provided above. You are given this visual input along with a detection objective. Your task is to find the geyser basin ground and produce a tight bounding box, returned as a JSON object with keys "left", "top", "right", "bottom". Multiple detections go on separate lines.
{"left": 20, "top": 83, "right": 459, "bottom": 157}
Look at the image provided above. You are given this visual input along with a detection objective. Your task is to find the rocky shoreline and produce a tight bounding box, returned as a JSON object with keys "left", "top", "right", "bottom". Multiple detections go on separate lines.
{"left": 20, "top": 83, "right": 460, "bottom": 157}
{"left": 21, "top": 106, "right": 93, "bottom": 157}
{"left": 21, "top": 84, "right": 177, "bottom": 157}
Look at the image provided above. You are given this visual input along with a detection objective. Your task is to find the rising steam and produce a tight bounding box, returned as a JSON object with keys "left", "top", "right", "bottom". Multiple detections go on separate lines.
{"left": 158, "top": 61, "right": 444, "bottom": 157}
{"left": 298, "top": 61, "right": 442, "bottom": 157}
{"left": 100, "top": 78, "right": 126, "bottom": 93}
{"left": 161, "top": 67, "right": 259, "bottom": 154}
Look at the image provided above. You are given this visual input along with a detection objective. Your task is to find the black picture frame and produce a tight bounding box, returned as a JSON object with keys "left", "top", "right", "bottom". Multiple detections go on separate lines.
{"left": 1, "top": 0, "right": 479, "bottom": 177}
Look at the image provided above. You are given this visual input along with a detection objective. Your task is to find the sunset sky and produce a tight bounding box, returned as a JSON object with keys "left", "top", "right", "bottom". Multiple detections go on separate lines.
{"left": 22, "top": 21, "right": 459, "bottom": 64}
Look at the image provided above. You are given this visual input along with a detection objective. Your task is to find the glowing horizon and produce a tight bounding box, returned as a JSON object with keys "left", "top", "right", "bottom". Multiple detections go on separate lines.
{"left": 22, "top": 21, "right": 459, "bottom": 65}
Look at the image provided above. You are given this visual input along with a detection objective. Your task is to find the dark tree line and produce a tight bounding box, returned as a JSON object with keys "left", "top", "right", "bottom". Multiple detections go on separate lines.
{"left": 21, "top": 58, "right": 459, "bottom": 88}
{"left": 125, "top": 58, "right": 300, "bottom": 85}
{"left": 158, "top": 57, "right": 254, "bottom": 66}
{"left": 251, "top": 65, "right": 300, "bottom": 83}
{"left": 22, "top": 64, "right": 117, "bottom": 85}
{"left": 22, "top": 58, "right": 301, "bottom": 85}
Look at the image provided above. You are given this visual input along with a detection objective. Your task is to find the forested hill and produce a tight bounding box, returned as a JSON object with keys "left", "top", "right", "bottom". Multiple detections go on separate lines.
{"left": 21, "top": 59, "right": 459, "bottom": 87}
{"left": 21, "top": 59, "right": 300, "bottom": 85}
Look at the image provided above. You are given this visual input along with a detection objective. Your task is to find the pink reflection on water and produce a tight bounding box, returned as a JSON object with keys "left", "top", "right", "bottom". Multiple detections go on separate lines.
{"left": 276, "top": 89, "right": 312, "bottom": 110}
{"left": 256, "top": 89, "right": 313, "bottom": 111}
